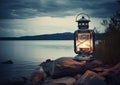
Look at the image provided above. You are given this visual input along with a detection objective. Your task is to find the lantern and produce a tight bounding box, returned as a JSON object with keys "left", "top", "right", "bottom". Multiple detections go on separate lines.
{"left": 74, "top": 13, "right": 94, "bottom": 61}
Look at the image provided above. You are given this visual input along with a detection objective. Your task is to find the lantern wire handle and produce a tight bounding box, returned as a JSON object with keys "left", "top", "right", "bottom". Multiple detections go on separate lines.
{"left": 75, "top": 13, "right": 90, "bottom": 22}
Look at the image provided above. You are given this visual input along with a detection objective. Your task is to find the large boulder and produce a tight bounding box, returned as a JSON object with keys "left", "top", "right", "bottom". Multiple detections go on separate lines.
{"left": 75, "top": 70, "right": 106, "bottom": 85}
{"left": 31, "top": 66, "right": 47, "bottom": 85}
{"left": 40, "top": 57, "right": 103, "bottom": 78}
{"left": 51, "top": 57, "right": 87, "bottom": 78}
{"left": 43, "top": 77, "right": 76, "bottom": 85}
{"left": 52, "top": 77, "right": 76, "bottom": 85}
{"left": 31, "top": 57, "right": 120, "bottom": 85}
{"left": 104, "top": 63, "right": 120, "bottom": 85}
{"left": 31, "top": 72, "right": 44, "bottom": 85}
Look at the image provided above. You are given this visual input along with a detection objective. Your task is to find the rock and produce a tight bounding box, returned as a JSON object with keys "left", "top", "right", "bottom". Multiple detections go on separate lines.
{"left": 98, "top": 68, "right": 111, "bottom": 77}
{"left": 111, "top": 62, "right": 120, "bottom": 74}
{"left": 55, "top": 57, "right": 86, "bottom": 68}
{"left": 40, "top": 57, "right": 87, "bottom": 78}
{"left": 52, "top": 77, "right": 76, "bottom": 85}
{"left": 43, "top": 77, "right": 76, "bottom": 85}
{"left": 40, "top": 59, "right": 54, "bottom": 76}
{"left": 92, "top": 67, "right": 104, "bottom": 73}
{"left": 31, "top": 71, "right": 45, "bottom": 85}
{"left": 32, "top": 57, "right": 120, "bottom": 85}
{"left": 102, "top": 63, "right": 120, "bottom": 85}
{"left": 1, "top": 60, "right": 13, "bottom": 64}
{"left": 31, "top": 65, "right": 48, "bottom": 85}
{"left": 74, "top": 74, "right": 81, "bottom": 80}
{"left": 39, "top": 57, "right": 105, "bottom": 79}
{"left": 75, "top": 70, "right": 106, "bottom": 85}
{"left": 96, "top": 63, "right": 120, "bottom": 77}
{"left": 85, "top": 60, "right": 104, "bottom": 70}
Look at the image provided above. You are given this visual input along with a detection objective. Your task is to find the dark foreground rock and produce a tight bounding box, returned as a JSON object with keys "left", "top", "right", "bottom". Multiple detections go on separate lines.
{"left": 31, "top": 57, "right": 120, "bottom": 85}
{"left": 1, "top": 60, "right": 13, "bottom": 64}
{"left": 2, "top": 57, "right": 118, "bottom": 85}
{"left": 43, "top": 77, "right": 76, "bottom": 85}
{"left": 75, "top": 70, "right": 106, "bottom": 85}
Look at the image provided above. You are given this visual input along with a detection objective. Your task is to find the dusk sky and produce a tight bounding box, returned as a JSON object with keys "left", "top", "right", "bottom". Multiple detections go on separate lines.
{"left": 0, "top": 0, "right": 120, "bottom": 37}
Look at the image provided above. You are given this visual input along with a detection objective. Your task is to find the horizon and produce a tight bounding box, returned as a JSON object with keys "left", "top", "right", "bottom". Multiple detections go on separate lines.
{"left": 0, "top": 32, "right": 104, "bottom": 38}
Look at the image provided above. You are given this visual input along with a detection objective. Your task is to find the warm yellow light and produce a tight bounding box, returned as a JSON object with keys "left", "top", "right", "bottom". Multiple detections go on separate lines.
{"left": 76, "top": 39, "right": 91, "bottom": 52}
{"left": 75, "top": 32, "right": 93, "bottom": 53}
{"left": 76, "top": 39, "right": 90, "bottom": 48}
{"left": 74, "top": 30, "right": 94, "bottom": 54}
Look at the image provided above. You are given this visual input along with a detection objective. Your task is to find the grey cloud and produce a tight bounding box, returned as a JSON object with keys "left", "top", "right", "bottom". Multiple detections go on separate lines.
{"left": 0, "top": 0, "right": 119, "bottom": 19}
{"left": 90, "top": 1, "right": 120, "bottom": 18}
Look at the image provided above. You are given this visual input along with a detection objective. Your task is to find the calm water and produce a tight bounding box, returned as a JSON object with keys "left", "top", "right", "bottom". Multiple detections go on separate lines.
{"left": 0, "top": 40, "right": 75, "bottom": 82}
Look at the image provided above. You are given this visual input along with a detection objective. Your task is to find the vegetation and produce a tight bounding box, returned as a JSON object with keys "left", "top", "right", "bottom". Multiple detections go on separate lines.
{"left": 94, "top": 12, "right": 120, "bottom": 65}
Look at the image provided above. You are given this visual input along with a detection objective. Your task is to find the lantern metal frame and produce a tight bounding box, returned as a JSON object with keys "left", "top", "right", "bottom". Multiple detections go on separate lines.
{"left": 76, "top": 13, "right": 90, "bottom": 22}
{"left": 74, "top": 13, "right": 95, "bottom": 61}
{"left": 74, "top": 29, "right": 95, "bottom": 54}
{"left": 74, "top": 29, "right": 95, "bottom": 61}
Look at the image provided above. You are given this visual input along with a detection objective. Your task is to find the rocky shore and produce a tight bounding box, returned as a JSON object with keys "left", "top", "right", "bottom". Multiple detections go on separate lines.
{"left": 1, "top": 57, "right": 120, "bottom": 85}
{"left": 31, "top": 57, "right": 120, "bottom": 85}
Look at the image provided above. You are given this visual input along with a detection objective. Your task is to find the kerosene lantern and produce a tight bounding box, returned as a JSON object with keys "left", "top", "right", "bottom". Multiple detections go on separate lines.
{"left": 74, "top": 13, "right": 94, "bottom": 61}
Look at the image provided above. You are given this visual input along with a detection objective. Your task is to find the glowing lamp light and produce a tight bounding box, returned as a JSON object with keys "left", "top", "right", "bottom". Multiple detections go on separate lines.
{"left": 74, "top": 13, "right": 94, "bottom": 61}
{"left": 74, "top": 30, "right": 94, "bottom": 55}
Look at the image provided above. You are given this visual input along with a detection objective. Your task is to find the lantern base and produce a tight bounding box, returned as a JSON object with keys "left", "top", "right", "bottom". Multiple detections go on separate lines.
{"left": 74, "top": 54, "right": 94, "bottom": 61}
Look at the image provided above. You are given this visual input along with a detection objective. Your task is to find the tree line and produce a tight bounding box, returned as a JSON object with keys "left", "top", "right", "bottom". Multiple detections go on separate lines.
{"left": 94, "top": 11, "right": 120, "bottom": 65}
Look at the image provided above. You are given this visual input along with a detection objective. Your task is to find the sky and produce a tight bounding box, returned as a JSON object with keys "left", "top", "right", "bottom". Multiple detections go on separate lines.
{"left": 0, "top": 0, "right": 120, "bottom": 37}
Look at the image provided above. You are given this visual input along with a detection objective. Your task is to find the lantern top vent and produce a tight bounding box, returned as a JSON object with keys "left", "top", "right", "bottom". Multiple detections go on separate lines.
{"left": 76, "top": 13, "right": 90, "bottom": 29}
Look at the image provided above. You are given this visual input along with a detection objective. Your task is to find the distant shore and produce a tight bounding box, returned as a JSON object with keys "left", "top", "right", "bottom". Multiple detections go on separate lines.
{"left": 0, "top": 32, "right": 104, "bottom": 40}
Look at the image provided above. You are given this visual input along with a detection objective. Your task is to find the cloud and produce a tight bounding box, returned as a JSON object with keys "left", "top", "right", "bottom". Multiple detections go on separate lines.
{"left": 0, "top": 16, "right": 105, "bottom": 37}
{"left": 0, "top": 16, "right": 76, "bottom": 37}
{"left": 0, "top": 0, "right": 119, "bottom": 37}
{"left": 0, "top": 0, "right": 119, "bottom": 19}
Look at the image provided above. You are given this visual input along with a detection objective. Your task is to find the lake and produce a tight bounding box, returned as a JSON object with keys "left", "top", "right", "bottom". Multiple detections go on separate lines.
{"left": 0, "top": 40, "right": 75, "bottom": 83}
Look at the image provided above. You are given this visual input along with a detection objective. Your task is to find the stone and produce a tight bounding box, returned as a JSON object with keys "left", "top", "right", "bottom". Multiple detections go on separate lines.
{"left": 55, "top": 57, "right": 86, "bottom": 68}
{"left": 40, "top": 59, "right": 54, "bottom": 76}
{"left": 40, "top": 57, "right": 86, "bottom": 78}
{"left": 32, "top": 57, "right": 120, "bottom": 85}
{"left": 1, "top": 60, "right": 13, "bottom": 64}
{"left": 52, "top": 77, "right": 76, "bottom": 85}
{"left": 74, "top": 74, "right": 81, "bottom": 80}
{"left": 31, "top": 68, "right": 46, "bottom": 85}
{"left": 43, "top": 77, "right": 76, "bottom": 85}
{"left": 39, "top": 57, "right": 105, "bottom": 79}
{"left": 92, "top": 67, "right": 104, "bottom": 73}
{"left": 111, "top": 62, "right": 120, "bottom": 73}
{"left": 85, "top": 60, "right": 104, "bottom": 70}
{"left": 46, "top": 57, "right": 87, "bottom": 78}
{"left": 75, "top": 70, "right": 106, "bottom": 85}
{"left": 103, "top": 63, "right": 120, "bottom": 85}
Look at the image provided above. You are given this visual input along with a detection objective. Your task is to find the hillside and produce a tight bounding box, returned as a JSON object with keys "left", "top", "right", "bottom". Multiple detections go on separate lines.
{"left": 0, "top": 32, "right": 104, "bottom": 40}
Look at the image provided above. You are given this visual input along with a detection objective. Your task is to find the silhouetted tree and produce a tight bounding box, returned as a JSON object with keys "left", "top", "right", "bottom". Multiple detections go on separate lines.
{"left": 95, "top": 12, "right": 120, "bottom": 65}
{"left": 106, "top": 12, "right": 120, "bottom": 33}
